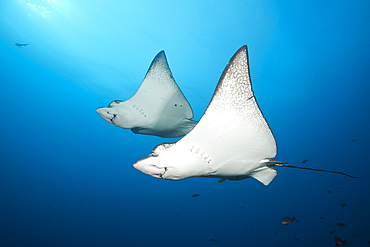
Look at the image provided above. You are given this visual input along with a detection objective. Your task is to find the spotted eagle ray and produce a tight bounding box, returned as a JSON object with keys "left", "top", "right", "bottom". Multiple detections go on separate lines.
{"left": 97, "top": 51, "right": 197, "bottom": 138}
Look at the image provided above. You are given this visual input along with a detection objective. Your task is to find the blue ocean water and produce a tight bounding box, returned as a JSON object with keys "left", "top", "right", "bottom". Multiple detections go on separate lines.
{"left": 1, "top": 1, "right": 370, "bottom": 246}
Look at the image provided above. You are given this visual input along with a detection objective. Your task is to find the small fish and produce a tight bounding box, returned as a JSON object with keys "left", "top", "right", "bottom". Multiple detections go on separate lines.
{"left": 328, "top": 191, "right": 332, "bottom": 193}
{"left": 351, "top": 139, "right": 357, "bottom": 142}
{"left": 320, "top": 216, "right": 326, "bottom": 220}
{"left": 302, "top": 159, "right": 308, "bottom": 164}
{"left": 334, "top": 236, "right": 349, "bottom": 246}
{"left": 218, "top": 179, "right": 226, "bottom": 183}
{"left": 341, "top": 202, "right": 347, "bottom": 207}
{"left": 329, "top": 230, "right": 336, "bottom": 235}
{"left": 281, "top": 216, "right": 298, "bottom": 225}
{"left": 48, "top": 205, "right": 51, "bottom": 209}
{"left": 210, "top": 239, "right": 218, "bottom": 242}
{"left": 337, "top": 223, "right": 346, "bottom": 227}
{"left": 15, "top": 43, "right": 29, "bottom": 48}
{"left": 192, "top": 194, "right": 200, "bottom": 197}
{"left": 294, "top": 237, "right": 299, "bottom": 240}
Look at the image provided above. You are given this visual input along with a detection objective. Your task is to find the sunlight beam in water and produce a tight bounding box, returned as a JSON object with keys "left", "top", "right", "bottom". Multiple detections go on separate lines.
{"left": 21, "top": 0, "right": 62, "bottom": 18}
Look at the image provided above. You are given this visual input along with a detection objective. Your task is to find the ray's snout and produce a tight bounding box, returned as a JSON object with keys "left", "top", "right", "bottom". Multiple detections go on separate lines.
{"left": 96, "top": 107, "right": 110, "bottom": 118}
{"left": 133, "top": 157, "right": 165, "bottom": 179}
{"left": 96, "top": 107, "right": 114, "bottom": 124}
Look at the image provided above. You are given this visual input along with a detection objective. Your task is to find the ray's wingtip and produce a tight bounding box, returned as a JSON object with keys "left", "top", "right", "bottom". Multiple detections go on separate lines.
{"left": 152, "top": 50, "right": 166, "bottom": 61}
{"left": 237, "top": 44, "right": 248, "bottom": 53}
{"left": 230, "top": 45, "right": 249, "bottom": 62}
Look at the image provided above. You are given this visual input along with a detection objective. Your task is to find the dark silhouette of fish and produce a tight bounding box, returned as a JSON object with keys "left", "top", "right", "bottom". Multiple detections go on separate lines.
{"left": 15, "top": 43, "right": 29, "bottom": 48}
{"left": 302, "top": 159, "right": 308, "bottom": 164}
{"left": 337, "top": 223, "right": 346, "bottom": 227}
{"left": 281, "top": 216, "right": 298, "bottom": 225}
{"left": 329, "top": 229, "right": 336, "bottom": 235}
{"left": 210, "top": 239, "right": 218, "bottom": 241}
{"left": 351, "top": 139, "right": 357, "bottom": 142}
{"left": 334, "top": 236, "right": 349, "bottom": 246}
{"left": 191, "top": 194, "right": 200, "bottom": 197}
{"left": 341, "top": 202, "right": 347, "bottom": 207}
